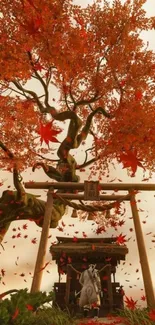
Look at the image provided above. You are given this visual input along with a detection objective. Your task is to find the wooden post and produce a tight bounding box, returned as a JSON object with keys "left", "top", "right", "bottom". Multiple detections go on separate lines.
{"left": 107, "top": 265, "right": 113, "bottom": 311}
{"left": 129, "top": 193, "right": 155, "bottom": 308}
{"left": 30, "top": 189, "right": 53, "bottom": 293}
{"left": 65, "top": 264, "right": 71, "bottom": 304}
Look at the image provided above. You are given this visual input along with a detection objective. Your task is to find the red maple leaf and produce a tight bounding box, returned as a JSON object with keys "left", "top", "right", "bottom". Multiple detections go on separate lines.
{"left": 38, "top": 120, "right": 62, "bottom": 145}
{"left": 26, "top": 304, "right": 34, "bottom": 311}
{"left": 148, "top": 309, "right": 155, "bottom": 321}
{"left": 119, "top": 150, "right": 144, "bottom": 176}
{"left": 12, "top": 308, "right": 19, "bottom": 320}
{"left": 124, "top": 296, "right": 138, "bottom": 310}
{"left": 135, "top": 89, "right": 143, "bottom": 101}
{"left": 141, "top": 295, "right": 146, "bottom": 301}
{"left": 20, "top": 12, "right": 43, "bottom": 35}
{"left": 1, "top": 269, "right": 5, "bottom": 277}
{"left": 96, "top": 226, "right": 106, "bottom": 234}
{"left": 22, "top": 224, "right": 28, "bottom": 230}
{"left": 34, "top": 62, "right": 44, "bottom": 71}
{"left": 110, "top": 220, "right": 118, "bottom": 229}
{"left": 31, "top": 238, "right": 37, "bottom": 244}
{"left": 20, "top": 273, "right": 25, "bottom": 277}
{"left": 102, "top": 275, "right": 109, "bottom": 280}
{"left": 57, "top": 226, "right": 64, "bottom": 232}
{"left": 118, "top": 220, "right": 125, "bottom": 226}
{"left": 116, "top": 233, "right": 127, "bottom": 245}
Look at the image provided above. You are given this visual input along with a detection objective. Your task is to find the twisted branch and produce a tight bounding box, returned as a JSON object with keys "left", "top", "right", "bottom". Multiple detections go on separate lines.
{"left": 76, "top": 146, "right": 100, "bottom": 169}
{"left": 32, "top": 162, "right": 62, "bottom": 181}
{"left": 27, "top": 51, "right": 51, "bottom": 108}
{"left": 12, "top": 80, "right": 45, "bottom": 112}
{"left": 0, "top": 289, "right": 19, "bottom": 299}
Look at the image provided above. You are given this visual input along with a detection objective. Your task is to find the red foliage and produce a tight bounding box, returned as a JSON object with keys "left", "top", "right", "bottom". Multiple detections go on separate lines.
{"left": 38, "top": 120, "right": 62, "bottom": 145}
{"left": 26, "top": 304, "right": 34, "bottom": 311}
{"left": 140, "top": 295, "right": 146, "bottom": 301}
{"left": 116, "top": 234, "right": 127, "bottom": 245}
{"left": 72, "top": 236, "right": 78, "bottom": 242}
{"left": 31, "top": 238, "right": 37, "bottom": 244}
{"left": 148, "top": 309, "right": 155, "bottom": 321}
{"left": 124, "top": 296, "right": 138, "bottom": 310}
{"left": 1, "top": 269, "right": 6, "bottom": 277}
{"left": 0, "top": 0, "right": 154, "bottom": 175}
{"left": 22, "top": 224, "right": 28, "bottom": 230}
{"left": 118, "top": 150, "right": 145, "bottom": 176}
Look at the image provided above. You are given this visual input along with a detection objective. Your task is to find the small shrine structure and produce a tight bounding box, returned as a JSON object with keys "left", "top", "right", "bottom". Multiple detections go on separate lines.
{"left": 50, "top": 236, "right": 128, "bottom": 317}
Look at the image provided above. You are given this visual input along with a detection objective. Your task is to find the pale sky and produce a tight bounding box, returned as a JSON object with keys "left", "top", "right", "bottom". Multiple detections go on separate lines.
{"left": 0, "top": 0, "right": 155, "bottom": 308}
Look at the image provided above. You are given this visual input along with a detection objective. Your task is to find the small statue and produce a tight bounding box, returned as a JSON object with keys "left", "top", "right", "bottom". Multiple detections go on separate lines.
{"left": 79, "top": 264, "right": 101, "bottom": 319}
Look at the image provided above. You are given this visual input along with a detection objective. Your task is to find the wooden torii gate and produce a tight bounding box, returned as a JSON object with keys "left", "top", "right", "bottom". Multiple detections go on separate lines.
{"left": 25, "top": 181, "right": 155, "bottom": 308}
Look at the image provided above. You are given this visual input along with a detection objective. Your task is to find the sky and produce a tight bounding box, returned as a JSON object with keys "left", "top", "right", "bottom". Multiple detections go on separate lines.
{"left": 0, "top": 0, "right": 155, "bottom": 309}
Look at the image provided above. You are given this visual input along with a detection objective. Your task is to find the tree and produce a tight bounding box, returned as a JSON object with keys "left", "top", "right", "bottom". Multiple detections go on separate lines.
{"left": 0, "top": 0, "right": 154, "bottom": 243}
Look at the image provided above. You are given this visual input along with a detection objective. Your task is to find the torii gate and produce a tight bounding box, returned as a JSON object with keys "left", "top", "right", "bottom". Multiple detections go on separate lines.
{"left": 25, "top": 181, "right": 155, "bottom": 308}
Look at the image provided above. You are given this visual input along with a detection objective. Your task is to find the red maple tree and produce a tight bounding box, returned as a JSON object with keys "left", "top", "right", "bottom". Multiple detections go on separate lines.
{"left": 0, "top": 0, "right": 154, "bottom": 240}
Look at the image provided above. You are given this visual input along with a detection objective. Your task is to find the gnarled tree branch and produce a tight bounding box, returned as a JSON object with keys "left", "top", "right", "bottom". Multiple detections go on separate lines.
{"left": 32, "top": 162, "right": 62, "bottom": 182}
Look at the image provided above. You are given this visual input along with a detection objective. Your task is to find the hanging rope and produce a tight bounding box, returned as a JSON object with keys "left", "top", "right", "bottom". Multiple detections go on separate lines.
{"left": 98, "top": 264, "right": 111, "bottom": 273}
{"left": 69, "top": 264, "right": 81, "bottom": 274}
{"left": 68, "top": 263, "right": 111, "bottom": 275}
{"left": 55, "top": 193, "right": 130, "bottom": 212}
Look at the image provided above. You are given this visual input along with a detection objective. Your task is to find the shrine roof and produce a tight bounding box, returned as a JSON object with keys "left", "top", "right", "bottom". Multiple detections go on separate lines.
{"left": 50, "top": 237, "right": 128, "bottom": 261}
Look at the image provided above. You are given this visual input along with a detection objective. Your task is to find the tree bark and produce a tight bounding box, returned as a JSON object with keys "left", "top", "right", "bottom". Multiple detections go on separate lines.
{"left": 31, "top": 189, "right": 54, "bottom": 293}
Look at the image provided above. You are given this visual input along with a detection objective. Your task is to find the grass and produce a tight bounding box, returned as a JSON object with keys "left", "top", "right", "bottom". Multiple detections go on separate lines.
{"left": 0, "top": 289, "right": 154, "bottom": 325}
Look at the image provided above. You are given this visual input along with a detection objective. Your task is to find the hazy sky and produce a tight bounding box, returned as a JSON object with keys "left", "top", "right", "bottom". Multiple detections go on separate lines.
{"left": 0, "top": 0, "right": 155, "bottom": 308}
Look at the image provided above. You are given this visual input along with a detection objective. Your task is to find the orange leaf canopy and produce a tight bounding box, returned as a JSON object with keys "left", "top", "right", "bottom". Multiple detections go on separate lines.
{"left": 0, "top": 0, "right": 154, "bottom": 174}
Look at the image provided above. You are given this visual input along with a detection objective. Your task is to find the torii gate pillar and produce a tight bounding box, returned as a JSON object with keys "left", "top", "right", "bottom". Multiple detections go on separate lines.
{"left": 30, "top": 189, "right": 53, "bottom": 293}
{"left": 129, "top": 192, "right": 155, "bottom": 308}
